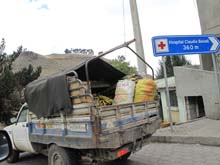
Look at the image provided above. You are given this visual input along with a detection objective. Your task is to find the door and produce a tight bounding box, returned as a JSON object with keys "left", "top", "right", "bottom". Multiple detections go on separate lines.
{"left": 12, "top": 105, "right": 34, "bottom": 152}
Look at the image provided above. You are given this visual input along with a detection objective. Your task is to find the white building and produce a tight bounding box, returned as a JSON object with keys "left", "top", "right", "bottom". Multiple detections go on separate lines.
{"left": 156, "top": 67, "right": 209, "bottom": 123}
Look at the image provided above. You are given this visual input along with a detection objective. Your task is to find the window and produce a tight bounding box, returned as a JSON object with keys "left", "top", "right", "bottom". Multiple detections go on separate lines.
{"left": 17, "top": 107, "right": 28, "bottom": 123}
{"left": 169, "top": 90, "right": 178, "bottom": 107}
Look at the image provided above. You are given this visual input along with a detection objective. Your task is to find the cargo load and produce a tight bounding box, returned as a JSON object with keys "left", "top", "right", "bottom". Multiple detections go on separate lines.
{"left": 134, "top": 78, "right": 157, "bottom": 103}
{"left": 114, "top": 79, "right": 135, "bottom": 104}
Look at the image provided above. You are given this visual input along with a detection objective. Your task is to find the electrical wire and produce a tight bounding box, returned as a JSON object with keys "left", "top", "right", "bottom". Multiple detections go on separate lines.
{"left": 122, "top": 0, "right": 127, "bottom": 56}
{"left": 193, "top": 0, "right": 197, "bottom": 10}
{"left": 122, "top": 0, "right": 126, "bottom": 43}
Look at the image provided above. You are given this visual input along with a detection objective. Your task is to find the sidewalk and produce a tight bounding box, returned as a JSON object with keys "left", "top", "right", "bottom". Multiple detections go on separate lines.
{"left": 151, "top": 117, "right": 220, "bottom": 146}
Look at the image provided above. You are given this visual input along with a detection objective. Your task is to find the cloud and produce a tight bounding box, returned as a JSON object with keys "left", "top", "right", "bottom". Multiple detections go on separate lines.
{"left": 38, "top": 4, "right": 49, "bottom": 10}
{"left": 27, "top": 0, "right": 49, "bottom": 10}
{"left": 0, "top": 0, "right": 201, "bottom": 71}
{"left": 29, "top": 0, "right": 39, "bottom": 2}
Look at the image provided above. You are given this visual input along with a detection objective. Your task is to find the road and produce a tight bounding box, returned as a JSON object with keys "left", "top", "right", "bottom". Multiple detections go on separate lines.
{"left": 1, "top": 143, "right": 220, "bottom": 165}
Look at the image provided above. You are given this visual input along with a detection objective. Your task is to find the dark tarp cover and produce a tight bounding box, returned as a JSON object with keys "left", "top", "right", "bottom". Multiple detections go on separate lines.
{"left": 24, "top": 58, "right": 125, "bottom": 119}
{"left": 24, "top": 73, "right": 72, "bottom": 118}
{"left": 64, "top": 58, "right": 126, "bottom": 83}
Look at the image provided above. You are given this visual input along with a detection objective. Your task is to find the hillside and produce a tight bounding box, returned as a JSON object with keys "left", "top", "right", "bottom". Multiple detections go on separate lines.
{"left": 12, "top": 51, "right": 93, "bottom": 77}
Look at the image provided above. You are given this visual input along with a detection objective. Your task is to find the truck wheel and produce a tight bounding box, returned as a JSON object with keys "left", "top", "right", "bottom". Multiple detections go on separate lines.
{"left": 6, "top": 150, "right": 19, "bottom": 163}
{"left": 48, "top": 144, "right": 79, "bottom": 165}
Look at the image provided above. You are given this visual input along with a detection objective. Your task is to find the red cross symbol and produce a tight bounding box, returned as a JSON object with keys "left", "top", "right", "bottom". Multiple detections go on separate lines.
{"left": 158, "top": 42, "right": 166, "bottom": 49}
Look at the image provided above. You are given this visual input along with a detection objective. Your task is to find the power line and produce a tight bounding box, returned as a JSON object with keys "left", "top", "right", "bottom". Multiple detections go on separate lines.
{"left": 122, "top": 0, "right": 127, "bottom": 56}
{"left": 122, "top": 0, "right": 126, "bottom": 43}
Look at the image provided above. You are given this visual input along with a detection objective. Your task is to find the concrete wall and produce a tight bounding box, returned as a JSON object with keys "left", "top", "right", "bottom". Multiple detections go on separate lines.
{"left": 174, "top": 67, "right": 220, "bottom": 120}
{"left": 196, "top": 0, "right": 220, "bottom": 35}
{"left": 160, "top": 90, "right": 168, "bottom": 121}
{"left": 177, "top": 95, "right": 187, "bottom": 122}
{"left": 196, "top": 0, "right": 220, "bottom": 71}
{"left": 159, "top": 89, "right": 180, "bottom": 123}
{"left": 199, "top": 54, "right": 213, "bottom": 71}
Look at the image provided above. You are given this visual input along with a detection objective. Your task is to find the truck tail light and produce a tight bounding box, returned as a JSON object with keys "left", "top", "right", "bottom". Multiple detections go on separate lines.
{"left": 117, "top": 148, "right": 128, "bottom": 158}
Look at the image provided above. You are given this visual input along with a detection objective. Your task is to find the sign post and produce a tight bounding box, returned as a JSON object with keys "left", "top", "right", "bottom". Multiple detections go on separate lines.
{"left": 152, "top": 34, "right": 220, "bottom": 132}
{"left": 162, "top": 56, "right": 173, "bottom": 131}
{"left": 212, "top": 53, "right": 220, "bottom": 103}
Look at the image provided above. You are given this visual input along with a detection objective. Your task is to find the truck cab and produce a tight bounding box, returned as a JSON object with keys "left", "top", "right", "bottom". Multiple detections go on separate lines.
{"left": 4, "top": 104, "right": 37, "bottom": 163}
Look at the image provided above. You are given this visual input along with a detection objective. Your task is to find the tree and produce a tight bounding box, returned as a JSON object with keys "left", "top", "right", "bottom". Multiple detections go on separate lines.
{"left": 0, "top": 38, "right": 7, "bottom": 74}
{"left": 156, "top": 56, "right": 191, "bottom": 79}
{"left": 14, "top": 65, "right": 42, "bottom": 104}
{"left": 109, "top": 55, "right": 137, "bottom": 75}
{"left": 0, "top": 44, "right": 26, "bottom": 74}
{"left": 0, "top": 41, "right": 41, "bottom": 124}
{"left": 64, "top": 48, "right": 94, "bottom": 55}
{"left": 10, "top": 46, "right": 26, "bottom": 63}
{"left": 0, "top": 66, "right": 16, "bottom": 124}
{"left": 64, "top": 49, "right": 72, "bottom": 54}
{"left": 0, "top": 38, "right": 6, "bottom": 55}
{"left": 15, "top": 65, "right": 41, "bottom": 87}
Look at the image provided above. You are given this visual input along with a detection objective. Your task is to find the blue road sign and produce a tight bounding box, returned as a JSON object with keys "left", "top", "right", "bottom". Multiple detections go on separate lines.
{"left": 152, "top": 35, "right": 220, "bottom": 57}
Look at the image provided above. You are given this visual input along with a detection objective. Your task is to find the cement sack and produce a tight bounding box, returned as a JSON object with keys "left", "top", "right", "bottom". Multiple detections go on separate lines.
{"left": 115, "top": 80, "right": 135, "bottom": 95}
{"left": 114, "top": 80, "right": 135, "bottom": 104}
{"left": 134, "top": 79, "right": 157, "bottom": 103}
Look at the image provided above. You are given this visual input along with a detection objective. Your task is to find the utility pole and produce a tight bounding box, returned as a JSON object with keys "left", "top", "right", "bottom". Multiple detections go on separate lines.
{"left": 129, "top": 0, "right": 147, "bottom": 76}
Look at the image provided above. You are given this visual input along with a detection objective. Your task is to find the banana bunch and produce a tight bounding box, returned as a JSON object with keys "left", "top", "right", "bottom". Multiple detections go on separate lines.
{"left": 95, "top": 95, "right": 113, "bottom": 106}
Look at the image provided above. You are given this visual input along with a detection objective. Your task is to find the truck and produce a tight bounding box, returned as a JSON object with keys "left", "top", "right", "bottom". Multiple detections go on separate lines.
{"left": 3, "top": 39, "right": 161, "bottom": 164}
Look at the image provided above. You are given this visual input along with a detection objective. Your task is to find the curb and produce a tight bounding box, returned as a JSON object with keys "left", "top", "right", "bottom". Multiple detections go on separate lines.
{"left": 174, "top": 117, "right": 206, "bottom": 126}
{"left": 150, "top": 135, "right": 220, "bottom": 146}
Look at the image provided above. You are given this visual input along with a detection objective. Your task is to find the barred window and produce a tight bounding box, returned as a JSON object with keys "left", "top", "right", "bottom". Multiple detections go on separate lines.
{"left": 169, "top": 90, "right": 178, "bottom": 107}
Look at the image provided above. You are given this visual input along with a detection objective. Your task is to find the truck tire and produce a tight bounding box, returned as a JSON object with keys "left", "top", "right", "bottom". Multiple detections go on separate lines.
{"left": 48, "top": 144, "right": 79, "bottom": 165}
{"left": 6, "top": 150, "right": 19, "bottom": 163}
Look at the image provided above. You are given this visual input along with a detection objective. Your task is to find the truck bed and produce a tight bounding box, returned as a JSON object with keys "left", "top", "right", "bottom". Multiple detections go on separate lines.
{"left": 29, "top": 101, "right": 160, "bottom": 149}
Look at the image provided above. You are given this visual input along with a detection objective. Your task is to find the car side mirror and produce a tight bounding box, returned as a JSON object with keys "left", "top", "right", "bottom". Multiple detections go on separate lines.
{"left": 10, "top": 117, "right": 17, "bottom": 124}
{"left": 0, "top": 131, "right": 12, "bottom": 162}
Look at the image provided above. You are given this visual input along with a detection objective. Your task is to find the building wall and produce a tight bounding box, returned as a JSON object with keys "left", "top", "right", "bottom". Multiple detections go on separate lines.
{"left": 159, "top": 89, "right": 180, "bottom": 123}
{"left": 199, "top": 54, "right": 213, "bottom": 71}
{"left": 177, "top": 95, "right": 187, "bottom": 122}
{"left": 197, "top": 0, "right": 220, "bottom": 36}
{"left": 160, "top": 90, "right": 168, "bottom": 121}
{"left": 196, "top": 0, "right": 220, "bottom": 70}
{"left": 174, "top": 67, "right": 220, "bottom": 119}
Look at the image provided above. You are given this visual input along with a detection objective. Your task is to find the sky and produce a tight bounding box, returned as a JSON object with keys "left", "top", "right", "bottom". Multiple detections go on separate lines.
{"left": 0, "top": 0, "right": 201, "bottom": 73}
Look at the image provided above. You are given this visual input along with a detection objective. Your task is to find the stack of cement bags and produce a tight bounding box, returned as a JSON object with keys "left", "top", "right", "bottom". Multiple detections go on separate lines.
{"left": 114, "top": 80, "right": 135, "bottom": 104}
{"left": 114, "top": 79, "right": 157, "bottom": 105}
{"left": 134, "top": 79, "right": 157, "bottom": 102}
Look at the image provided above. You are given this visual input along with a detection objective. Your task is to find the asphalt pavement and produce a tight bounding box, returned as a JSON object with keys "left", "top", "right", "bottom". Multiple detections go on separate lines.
{"left": 2, "top": 118, "right": 220, "bottom": 164}
{"left": 1, "top": 143, "right": 220, "bottom": 165}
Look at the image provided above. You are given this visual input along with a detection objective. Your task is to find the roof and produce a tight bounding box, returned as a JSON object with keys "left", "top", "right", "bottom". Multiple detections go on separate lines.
{"left": 155, "top": 76, "right": 176, "bottom": 89}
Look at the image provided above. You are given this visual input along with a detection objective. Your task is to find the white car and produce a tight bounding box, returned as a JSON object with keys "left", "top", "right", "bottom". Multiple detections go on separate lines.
{"left": 4, "top": 104, "right": 37, "bottom": 163}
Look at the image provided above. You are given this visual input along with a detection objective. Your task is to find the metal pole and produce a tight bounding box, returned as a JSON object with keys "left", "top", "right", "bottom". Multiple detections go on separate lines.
{"left": 215, "top": 54, "right": 220, "bottom": 100}
{"left": 162, "top": 56, "right": 173, "bottom": 132}
{"left": 211, "top": 53, "right": 220, "bottom": 104}
{"left": 129, "top": 0, "right": 147, "bottom": 76}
